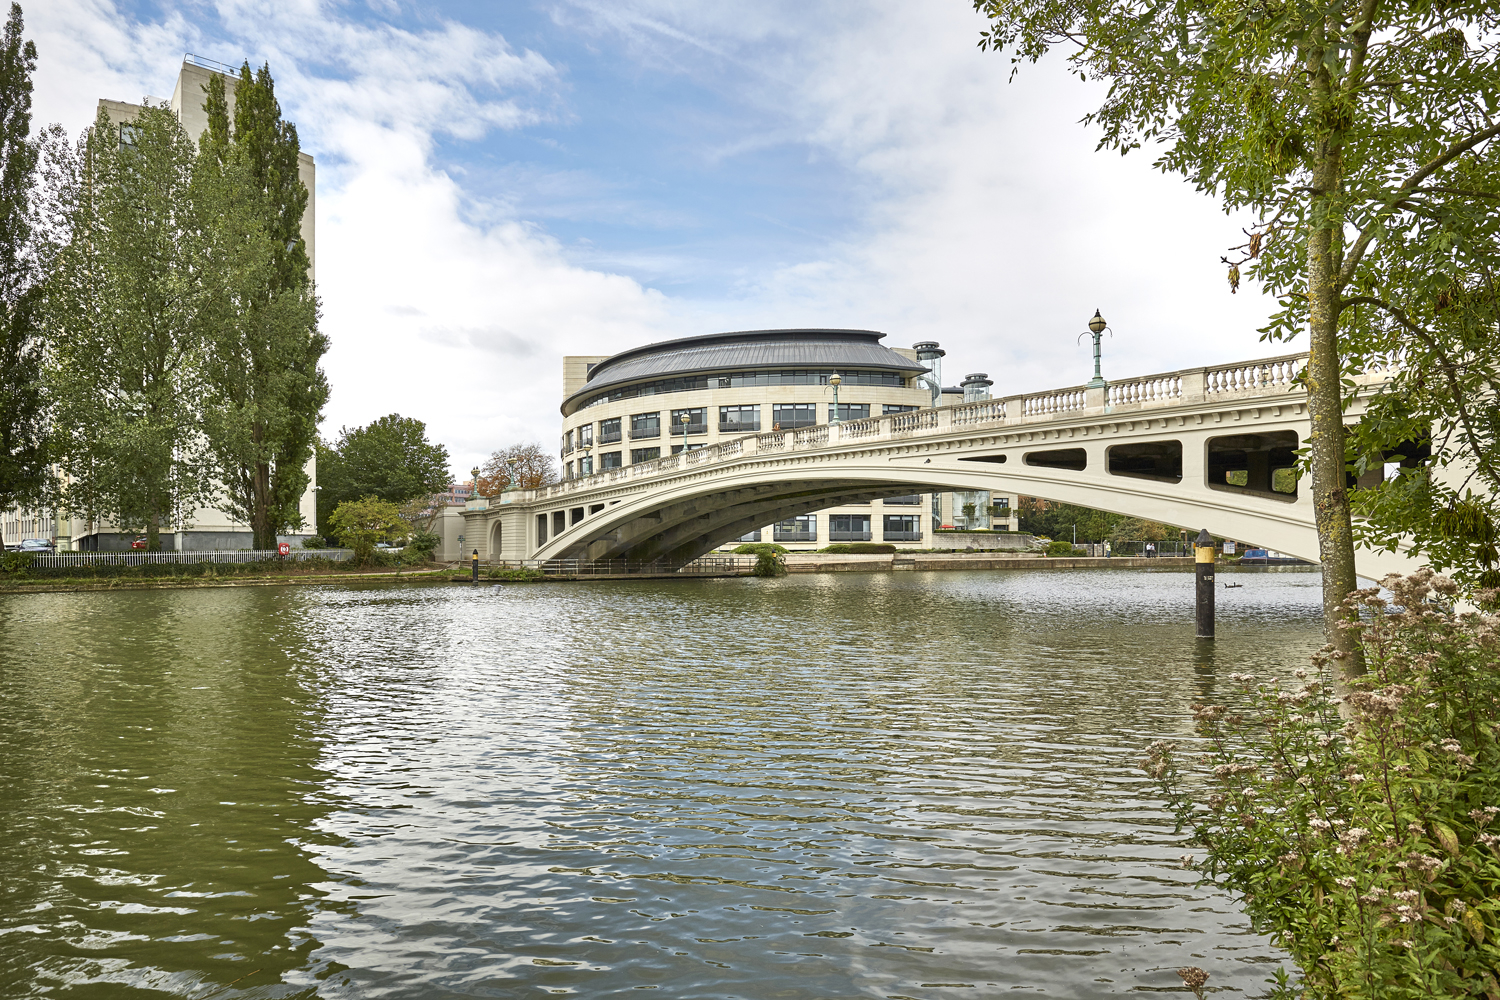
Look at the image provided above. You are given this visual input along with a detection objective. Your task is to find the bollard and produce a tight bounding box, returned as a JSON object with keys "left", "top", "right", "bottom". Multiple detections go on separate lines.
{"left": 471, "top": 548, "right": 479, "bottom": 584}
{"left": 1195, "top": 528, "right": 1215, "bottom": 639}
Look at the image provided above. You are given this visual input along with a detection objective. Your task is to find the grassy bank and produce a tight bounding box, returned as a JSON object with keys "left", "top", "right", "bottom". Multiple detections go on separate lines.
{"left": 0, "top": 558, "right": 451, "bottom": 594}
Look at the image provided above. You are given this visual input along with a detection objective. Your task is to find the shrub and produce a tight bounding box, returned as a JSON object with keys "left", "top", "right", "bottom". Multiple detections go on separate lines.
{"left": 1141, "top": 570, "right": 1500, "bottom": 999}
{"left": 300, "top": 535, "right": 325, "bottom": 549}
{"left": 485, "top": 567, "right": 544, "bottom": 582}
{"left": 328, "top": 496, "right": 411, "bottom": 565}
{"left": 1, "top": 551, "right": 33, "bottom": 575}
{"left": 734, "top": 542, "right": 788, "bottom": 556}
{"left": 819, "top": 542, "right": 897, "bottom": 554}
{"left": 1046, "top": 540, "right": 1081, "bottom": 556}
{"left": 406, "top": 530, "right": 441, "bottom": 561}
{"left": 751, "top": 550, "right": 786, "bottom": 577}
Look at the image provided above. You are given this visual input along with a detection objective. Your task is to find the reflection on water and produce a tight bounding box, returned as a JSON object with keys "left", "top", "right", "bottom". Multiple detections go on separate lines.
{"left": 1, "top": 569, "right": 1322, "bottom": 996}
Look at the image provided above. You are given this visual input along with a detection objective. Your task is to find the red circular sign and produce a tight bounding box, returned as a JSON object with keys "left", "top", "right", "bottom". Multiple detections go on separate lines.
{"left": 278, "top": 542, "right": 291, "bottom": 556}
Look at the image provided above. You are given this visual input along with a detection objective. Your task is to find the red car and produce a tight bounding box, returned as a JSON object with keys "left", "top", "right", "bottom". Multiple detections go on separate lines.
{"left": 130, "top": 536, "right": 149, "bottom": 550}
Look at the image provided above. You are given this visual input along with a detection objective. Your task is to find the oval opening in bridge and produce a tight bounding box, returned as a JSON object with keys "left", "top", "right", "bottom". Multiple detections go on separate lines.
{"left": 1107, "top": 440, "right": 1182, "bottom": 483}
{"left": 1207, "top": 431, "right": 1300, "bottom": 500}
{"left": 1023, "top": 448, "right": 1086, "bottom": 471}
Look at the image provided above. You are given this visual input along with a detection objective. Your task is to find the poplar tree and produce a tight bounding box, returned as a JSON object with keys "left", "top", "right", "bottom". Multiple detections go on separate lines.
{"left": 0, "top": 3, "right": 46, "bottom": 530}
{"left": 972, "top": 0, "right": 1500, "bottom": 669}
{"left": 196, "top": 64, "right": 327, "bottom": 549}
{"left": 43, "top": 105, "right": 214, "bottom": 549}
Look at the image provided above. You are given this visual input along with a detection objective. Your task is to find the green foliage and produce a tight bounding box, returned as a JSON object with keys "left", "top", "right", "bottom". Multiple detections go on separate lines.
{"left": 0, "top": 549, "right": 31, "bottom": 575}
{"left": 406, "top": 530, "right": 441, "bottom": 560}
{"left": 818, "top": 542, "right": 897, "bottom": 554}
{"left": 484, "top": 567, "right": 545, "bottom": 582}
{"left": 299, "top": 535, "right": 324, "bottom": 549}
{"left": 733, "top": 542, "right": 787, "bottom": 556}
{"left": 1017, "top": 499, "right": 1167, "bottom": 543}
{"left": 327, "top": 495, "right": 410, "bottom": 565}
{"left": 1045, "top": 539, "right": 1082, "bottom": 557}
{"left": 751, "top": 550, "right": 786, "bottom": 577}
{"left": 195, "top": 63, "right": 327, "bottom": 549}
{"left": 317, "top": 415, "right": 451, "bottom": 537}
{"left": 0, "top": 4, "right": 47, "bottom": 515}
{"left": 41, "top": 103, "right": 215, "bottom": 550}
{"left": 1141, "top": 571, "right": 1500, "bottom": 998}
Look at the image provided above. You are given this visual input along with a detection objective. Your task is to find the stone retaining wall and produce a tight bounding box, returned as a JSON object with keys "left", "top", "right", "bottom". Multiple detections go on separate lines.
{"left": 782, "top": 553, "right": 1194, "bottom": 573}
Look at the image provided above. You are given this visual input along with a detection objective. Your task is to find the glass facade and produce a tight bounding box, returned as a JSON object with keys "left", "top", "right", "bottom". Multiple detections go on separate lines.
{"left": 630, "top": 412, "right": 661, "bottom": 439}
{"left": 670, "top": 407, "right": 708, "bottom": 435}
{"left": 884, "top": 494, "right": 921, "bottom": 505}
{"left": 630, "top": 447, "right": 661, "bottom": 464}
{"left": 770, "top": 403, "right": 816, "bottom": 429}
{"left": 578, "top": 369, "right": 908, "bottom": 410}
{"left": 718, "top": 404, "right": 760, "bottom": 433}
{"left": 599, "top": 417, "right": 622, "bottom": 444}
{"left": 830, "top": 403, "right": 870, "bottom": 422}
{"left": 883, "top": 514, "right": 920, "bottom": 541}
{"left": 599, "top": 451, "right": 622, "bottom": 469}
{"left": 773, "top": 515, "right": 817, "bottom": 542}
{"left": 883, "top": 403, "right": 919, "bottom": 414}
{"left": 829, "top": 514, "right": 872, "bottom": 541}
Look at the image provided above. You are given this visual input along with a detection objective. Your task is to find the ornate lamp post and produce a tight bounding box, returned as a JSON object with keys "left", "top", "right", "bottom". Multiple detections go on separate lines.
{"left": 581, "top": 446, "right": 592, "bottom": 477}
{"left": 679, "top": 411, "right": 691, "bottom": 456}
{"left": 1079, "top": 309, "right": 1110, "bottom": 389}
{"left": 504, "top": 458, "right": 520, "bottom": 492}
{"left": 470, "top": 466, "right": 481, "bottom": 497}
{"left": 829, "top": 372, "right": 843, "bottom": 425}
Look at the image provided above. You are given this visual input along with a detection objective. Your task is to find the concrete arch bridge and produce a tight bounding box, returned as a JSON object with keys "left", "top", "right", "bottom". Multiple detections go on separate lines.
{"left": 463, "top": 352, "right": 1415, "bottom": 580}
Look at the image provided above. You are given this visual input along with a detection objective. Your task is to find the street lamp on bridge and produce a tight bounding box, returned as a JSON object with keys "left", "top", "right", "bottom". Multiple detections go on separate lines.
{"left": 1080, "top": 309, "right": 1111, "bottom": 389}
{"left": 829, "top": 372, "right": 843, "bottom": 425}
{"left": 504, "top": 458, "right": 520, "bottom": 492}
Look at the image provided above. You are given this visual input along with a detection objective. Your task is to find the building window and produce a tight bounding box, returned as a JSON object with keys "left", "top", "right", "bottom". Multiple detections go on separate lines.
{"left": 565, "top": 461, "right": 573, "bottom": 479}
{"left": 737, "top": 528, "right": 762, "bottom": 543}
{"left": 599, "top": 417, "right": 622, "bottom": 444}
{"left": 120, "top": 123, "right": 141, "bottom": 148}
{"left": 564, "top": 429, "right": 574, "bottom": 453}
{"left": 579, "top": 424, "right": 593, "bottom": 447}
{"left": 771, "top": 403, "right": 816, "bottom": 429}
{"left": 599, "top": 451, "right": 622, "bottom": 470}
{"left": 670, "top": 443, "right": 706, "bottom": 455}
{"left": 883, "top": 514, "right": 920, "bottom": 541}
{"left": 883, "top": 403, "right": 919, "bottom": 414}
{"left": 883, "top": 494, "right": 921, "bottom": 505}
{"left": 719, "top": 404, "right": 760, "bottom": 433}
{"left": 829, "top": 514, "right": 872, "bottom": 541}
{"left": 631, "top": 447, "right": 661, "bottom": 463}
{"left": 773, "top": 514, "right": 817, "bottom": 542}
{"left": 578, "top": 368, "right": 909, "bottom": 410}
{"left": 630, "top": 412, "right": 661, "bottom": 439}
{"left": 830, "top": 403, "right": 870, "bottom": 422}
{"left": 670, "top": 407, "right": 707, "bottom": 435}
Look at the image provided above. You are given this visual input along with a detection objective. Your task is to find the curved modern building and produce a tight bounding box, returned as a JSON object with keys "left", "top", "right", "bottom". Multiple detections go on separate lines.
{"left": 559, "top": 328, "right": 1017, "bottom": 548}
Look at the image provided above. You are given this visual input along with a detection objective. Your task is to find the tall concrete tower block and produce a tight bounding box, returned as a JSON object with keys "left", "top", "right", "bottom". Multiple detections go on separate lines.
{"left": 98, "top": 55, "right": 316, "bottom": 283}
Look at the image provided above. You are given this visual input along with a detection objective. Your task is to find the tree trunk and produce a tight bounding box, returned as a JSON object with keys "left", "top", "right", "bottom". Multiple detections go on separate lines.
{"left": 1305, "top": 190, "right": 1365, "bottom": 676}
{"left": 251, "top": 457, "right": 274, "bottom": 550}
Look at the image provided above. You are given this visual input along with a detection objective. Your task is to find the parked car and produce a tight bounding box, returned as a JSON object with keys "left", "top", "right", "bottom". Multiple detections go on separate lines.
{"left": 17, "top": 538, "right": 54, "bottom": 552}
{"left": 130, "top": 536, "right": 149, "bottom": 550}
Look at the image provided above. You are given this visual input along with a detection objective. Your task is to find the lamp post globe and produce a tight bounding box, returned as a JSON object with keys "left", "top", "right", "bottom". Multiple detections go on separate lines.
{"left": 679, "top": 411, "right": 691, "bottom": 457}
{"left": 1080, "top": 309, "right": 1111, "bottom": 389}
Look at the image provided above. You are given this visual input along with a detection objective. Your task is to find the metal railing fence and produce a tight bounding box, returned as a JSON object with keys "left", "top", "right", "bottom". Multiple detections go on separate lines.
{"left": 480, "top": 556, "right": 753, "bottom": 576}
{"left": 21, "top": 548, "right": 354, "bottom": 568}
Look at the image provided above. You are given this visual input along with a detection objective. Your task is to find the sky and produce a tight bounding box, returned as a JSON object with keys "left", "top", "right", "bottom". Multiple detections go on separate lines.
{"left": 28, "top": 0, "right": 1284, "bottom": 479}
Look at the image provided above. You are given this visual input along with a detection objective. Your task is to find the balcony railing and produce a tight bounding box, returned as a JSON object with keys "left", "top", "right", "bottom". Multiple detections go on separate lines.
{"left": 829, "top": 530, "right": 873, "bottom": 542}
{"left": 599, "top": 430, "right": 622, "bottom": 444}
{"left": 883, "top": 530, "right": 922, "bottom": 541}
{"left": 674, "top": 423, "right": 708, "bottom": 436}
{"left": 719, "top": 420, "right": 760, "bottom": 433}
{"left": 630, "top": 428, "right": 660, "bottom": 440}
{"left": 773, "top": 529, "right": 816, "bottom": 542}
{"left": 883, "top": 495, "right": 921, "bottom": 505}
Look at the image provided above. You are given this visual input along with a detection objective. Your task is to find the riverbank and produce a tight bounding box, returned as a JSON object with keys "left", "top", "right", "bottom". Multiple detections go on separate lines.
{"left": 784, "top": 552, "right": 1195, "bottom": 573}
{"left": 0, "top": 565, "right": 452, "bottom": 594}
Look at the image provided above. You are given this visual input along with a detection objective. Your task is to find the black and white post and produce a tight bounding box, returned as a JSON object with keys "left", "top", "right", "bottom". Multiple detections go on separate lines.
{"left": 1195, "top": 528, "right": 1215, "bottom": 639}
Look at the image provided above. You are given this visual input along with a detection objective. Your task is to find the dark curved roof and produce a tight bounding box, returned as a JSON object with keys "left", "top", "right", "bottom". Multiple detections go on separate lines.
{"left": 562, "top": 328, "right": 928, "bottom": 416}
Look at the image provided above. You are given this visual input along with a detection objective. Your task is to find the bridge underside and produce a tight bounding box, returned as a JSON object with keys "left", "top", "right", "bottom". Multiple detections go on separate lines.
{"left": 559, "top": 479, "right": 948, "bottom": 566}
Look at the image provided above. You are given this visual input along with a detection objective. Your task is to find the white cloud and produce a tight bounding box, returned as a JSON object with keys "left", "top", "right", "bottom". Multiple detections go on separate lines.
{"left": 559, "top": 0, "right": 1282, "bottom": 393}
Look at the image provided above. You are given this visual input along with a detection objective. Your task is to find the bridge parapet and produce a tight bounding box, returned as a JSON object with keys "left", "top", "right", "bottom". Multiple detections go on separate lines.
{"left": 522, "top": 350, "right": 1343, "bottom": 506}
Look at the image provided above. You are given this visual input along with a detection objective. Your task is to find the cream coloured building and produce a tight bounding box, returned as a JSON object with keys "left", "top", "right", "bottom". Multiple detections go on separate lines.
{"left": 558, "top": 328, "right": 1017, "bottom": 549}
{"left": 6, "top": 55, "right": 318, "bottom": 551}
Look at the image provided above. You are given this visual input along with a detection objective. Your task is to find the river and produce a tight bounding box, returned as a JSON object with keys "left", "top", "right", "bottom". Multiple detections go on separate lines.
{"left": 0, "top": 568, "right": 1321, "bottom": 997}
